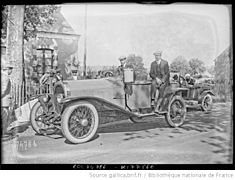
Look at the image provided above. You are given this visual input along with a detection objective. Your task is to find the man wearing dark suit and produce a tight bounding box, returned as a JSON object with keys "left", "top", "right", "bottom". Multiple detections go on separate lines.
{"left": 1, "top": 55, "right": 13, "bottom": 139}
{"left": 149, "top": 51, "right": 170, "bottom": 111}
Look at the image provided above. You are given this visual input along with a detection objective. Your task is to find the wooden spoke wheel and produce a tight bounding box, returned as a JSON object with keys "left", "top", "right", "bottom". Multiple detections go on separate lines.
{"left": 201, "top": 94, "right": 213, "bottom": 112}
{"left": 165, "top": 95, "right": 186, "bottom": 127}
{"left": 61, "top": 101, "right": 99, "bottom": 144}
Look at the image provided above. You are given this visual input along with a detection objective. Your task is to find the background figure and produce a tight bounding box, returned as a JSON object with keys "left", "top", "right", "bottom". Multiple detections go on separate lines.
{"left": 185, "top": 73, "right": 195, "bottom": 86}
{"left": 118, "top": 56, "right": 127, "bottom": 79}
{"left": 64, "top": 59, "right": 73, "bottom": 80}
{"left": 96, "top": 70, "right": 102, "bottom": 79}
{"left": 149, "top": 51, "right": 170, "bottom": 111}
{"left": 1, "top": 55, "right": 13, "bottom": 137}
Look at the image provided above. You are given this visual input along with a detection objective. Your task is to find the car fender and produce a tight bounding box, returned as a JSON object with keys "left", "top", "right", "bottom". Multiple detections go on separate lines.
{"left": 160, "top": 87, "right": 188, "bottom": 111}
{"left": 198, "top": 90, "right": 215, "bottom": 104}
{"left": 61, "top": 96, "right": 137, "bottom": 118}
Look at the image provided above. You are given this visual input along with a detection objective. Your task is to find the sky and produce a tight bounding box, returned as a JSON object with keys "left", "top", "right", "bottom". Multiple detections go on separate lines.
{"left": 60, "top": 3, "right": 231, "bottom": 68}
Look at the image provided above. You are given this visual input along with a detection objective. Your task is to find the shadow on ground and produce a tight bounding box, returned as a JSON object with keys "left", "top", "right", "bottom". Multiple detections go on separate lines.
{"left": 184, "top": 103, "right": 232, "bottom": 163}
{"left": 8, "top": 102, "right": 232, "bottom": 164}
{"left": 97, "top": 103, "right": 232, "bottom": 163}
{"left": 98, "top": 116, "right": 170, "bottom": 134}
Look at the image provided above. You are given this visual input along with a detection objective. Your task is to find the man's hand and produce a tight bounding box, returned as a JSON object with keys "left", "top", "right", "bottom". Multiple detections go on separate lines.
{"left": 156, "top": 77, "right": 162, "bottom": 85}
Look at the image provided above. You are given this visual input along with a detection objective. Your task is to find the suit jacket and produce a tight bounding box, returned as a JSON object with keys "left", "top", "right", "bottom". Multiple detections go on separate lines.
{"left": 1, "top": 72, "right": 12, "bottom": 107}
{"left": 149, "top": 59, "right": 170, "bottom": 85}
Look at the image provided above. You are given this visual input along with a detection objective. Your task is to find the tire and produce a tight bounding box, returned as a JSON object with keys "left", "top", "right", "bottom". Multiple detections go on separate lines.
{"left": 165, "top": 95, "right": 186, "bottom": 127}
{"left": 201, "top": 94, "right": 213, "bottom": 112}
{"left": 30, "top": 101, "right": 57, "bottom": 135}
{"left": 61, "top": 101, "right": 99, "bottom": 144}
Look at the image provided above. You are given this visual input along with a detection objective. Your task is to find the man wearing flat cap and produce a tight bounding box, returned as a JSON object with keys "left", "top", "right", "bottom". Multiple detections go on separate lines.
{"left": 118, "top": 56, "right": 127, "bottom": 77}
{"left": 149, "top": 51, "right": 170, "bottom": 111}
{"left": 119, "top": 56, "right": 127, "bottom": 67}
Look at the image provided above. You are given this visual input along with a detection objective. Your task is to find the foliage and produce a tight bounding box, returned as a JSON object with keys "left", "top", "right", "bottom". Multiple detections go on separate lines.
{"left": 189, "top": 58, "right": 206, "bottom": 75}
{"left": 125, "top": 54, "right": 148, "bottom": 80}
{"left": 213, "top": 46, "right": 231, "bottom": 102}
{"left": 1, "top": 5, "right": 58, "bottom": 41}
{"left": 1, "top": 6, "right": 8, "bottom": 40}
{"left": 170, "top": 56, "right": 191, "bottom": 75}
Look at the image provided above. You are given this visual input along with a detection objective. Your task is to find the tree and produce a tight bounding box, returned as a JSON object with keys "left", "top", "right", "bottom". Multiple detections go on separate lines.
{"left": 170, "top": 56, "right": 191, "bottom": 75}
{"left": 1, "top": 5, "right": 58, "bottom": 41}
{"left": 1, "top": 6, "right": 8, "bottom": 40}
{"left": 189, "top": 58, "right": 206, "bottom": 75}
{"left": 125, "top": 54, "right": 148, "bottom": 80}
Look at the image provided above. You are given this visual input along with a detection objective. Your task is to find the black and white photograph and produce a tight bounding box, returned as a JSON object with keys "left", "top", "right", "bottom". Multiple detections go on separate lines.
{"left": 1, "top": 3, "right": 233, "bottom": 166}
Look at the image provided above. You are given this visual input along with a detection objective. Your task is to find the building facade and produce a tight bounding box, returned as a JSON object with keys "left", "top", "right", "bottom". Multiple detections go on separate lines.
{"left": 214, "top": 46, "right": 232, "bottom": 101}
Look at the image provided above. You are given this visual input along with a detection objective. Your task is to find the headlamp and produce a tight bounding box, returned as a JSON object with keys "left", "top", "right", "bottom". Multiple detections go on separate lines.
{"left": 63, "top": 82, "right": 71, "bottom": 97}
{"left": 56, "top": 94, "right": 63, "bottom": 103}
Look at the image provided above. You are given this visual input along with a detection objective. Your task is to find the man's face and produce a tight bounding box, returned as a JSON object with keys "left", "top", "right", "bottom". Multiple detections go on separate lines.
{"left": 7, "top": 68, "right": 13, "bottom": 75}
{"left": 120, "top": 59, "right": 126, "bottom": 66}
{"left": 154, "top": 54, "right": 161, "bottom": 61}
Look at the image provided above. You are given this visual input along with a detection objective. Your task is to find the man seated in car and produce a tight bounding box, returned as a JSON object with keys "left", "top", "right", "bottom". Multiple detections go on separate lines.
{"left": 149, "top": 51, "right": 170, "bottom": 111}
{"left": 185, "top": 74, "right": 195, "bottom": 87}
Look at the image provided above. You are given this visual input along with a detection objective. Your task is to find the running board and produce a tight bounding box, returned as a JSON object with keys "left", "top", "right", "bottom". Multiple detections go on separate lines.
{"left": 186, "top": 104, "right": 202, "bottom": 109}
{"left": 137, "top": 112, "right": 156, "bottom": 118}
{"left": 133, "top": 111, "right": 167, "bottom": 118}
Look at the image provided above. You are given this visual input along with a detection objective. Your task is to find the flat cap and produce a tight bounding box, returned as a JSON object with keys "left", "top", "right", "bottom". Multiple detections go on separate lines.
{"left": 119, "top": 56, "right": 127, "bottom": 61}
{"left": 153, "top": 51, "right": 162, "bottom": 56}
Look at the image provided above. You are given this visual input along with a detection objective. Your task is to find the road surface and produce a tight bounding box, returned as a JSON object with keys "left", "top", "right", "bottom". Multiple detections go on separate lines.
{"left": 2, "top": 102, "right": 233, "bottom": 164}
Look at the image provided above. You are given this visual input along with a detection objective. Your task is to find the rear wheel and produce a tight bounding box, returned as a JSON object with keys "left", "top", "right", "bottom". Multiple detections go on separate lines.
{"left": 201, "top": 94, "right": 213, "bottom": 112}
{"left": 61, "top": 101, "right": 99, "bottom": 144}
{"left": 165, "top": 95, "right": 186, "bottom": 127}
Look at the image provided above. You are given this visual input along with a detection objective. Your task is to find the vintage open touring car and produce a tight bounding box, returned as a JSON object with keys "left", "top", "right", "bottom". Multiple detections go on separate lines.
{"left": 30, "top": 62, "right": 188, "bottom": 144}
{"left": 170, "top": 72, "right": 215, "bottom": 112}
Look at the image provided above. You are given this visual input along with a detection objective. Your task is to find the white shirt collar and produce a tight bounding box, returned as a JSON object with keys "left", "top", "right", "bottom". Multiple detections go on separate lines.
{"left": 156, "top": 59, "right": 161, "bottom": 65}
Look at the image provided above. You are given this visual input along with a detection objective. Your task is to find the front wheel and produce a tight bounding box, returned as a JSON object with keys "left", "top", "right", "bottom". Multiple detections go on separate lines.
{"left": 30, "top": 101, "right": 58, "bottom": 135}
{"left": 165, "top": 95, "right": 186, "bottom": 127}
{"left": 61, "top": 101, "right": 99, "bottom": 144}
{"left": 201, "top": 94, "right": 213, "bottom": 112}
